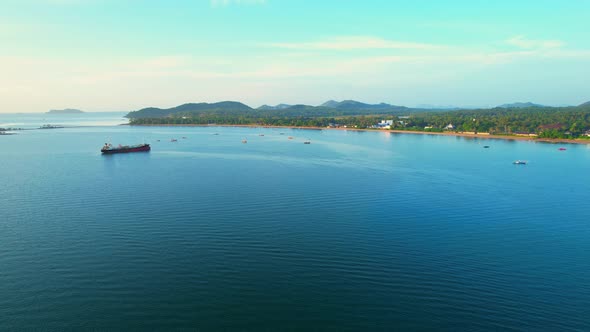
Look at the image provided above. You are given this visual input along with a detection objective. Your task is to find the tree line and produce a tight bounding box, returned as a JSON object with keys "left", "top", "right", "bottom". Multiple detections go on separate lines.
{"left": 129, "top": 105, "right": 590, "bottom": 139}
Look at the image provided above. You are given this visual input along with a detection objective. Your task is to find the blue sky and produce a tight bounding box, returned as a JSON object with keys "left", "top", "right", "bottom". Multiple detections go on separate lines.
{"left": 1, "top": 0, "right": 589, "bottom": 112}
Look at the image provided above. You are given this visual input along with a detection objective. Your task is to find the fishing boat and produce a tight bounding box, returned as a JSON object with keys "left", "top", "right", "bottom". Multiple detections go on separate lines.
{"left": 39, "top": 124, "right": 64, "bottom": 129}
{"left": 513, "top": 160, "right": 527, "bottom": 165}
{"left": 171, "top": 138, "right": 178, "bottom": 142}
{"left": 101, "top": 143, "right": 150, "bottom": 154}
{"left": 558, "top": 147, "right": 567, "bottom": 151}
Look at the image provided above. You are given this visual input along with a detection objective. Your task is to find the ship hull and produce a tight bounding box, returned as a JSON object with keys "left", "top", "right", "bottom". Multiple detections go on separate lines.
{"left": 101, "top": 144, "right": 150, "bottom": 154}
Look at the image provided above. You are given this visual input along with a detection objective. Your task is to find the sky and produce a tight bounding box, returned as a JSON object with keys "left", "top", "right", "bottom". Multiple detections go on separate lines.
{"left": 0, "top": 0, "right": 589, "bottom": 112}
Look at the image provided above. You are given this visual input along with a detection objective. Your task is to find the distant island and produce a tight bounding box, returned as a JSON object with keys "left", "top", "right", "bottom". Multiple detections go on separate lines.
{"left": 47, "top": 109, "right": 84, "bottom": 114}
{"left": 125, "top": 99, "right": 590, "bottom": 141}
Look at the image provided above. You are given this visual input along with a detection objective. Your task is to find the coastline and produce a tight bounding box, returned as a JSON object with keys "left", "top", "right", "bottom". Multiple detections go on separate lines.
{"left": 131, "top": 123, "right": 590, "bottom": 145}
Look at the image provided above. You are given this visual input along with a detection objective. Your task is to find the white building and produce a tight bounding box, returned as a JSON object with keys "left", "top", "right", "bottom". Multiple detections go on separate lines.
{"left": 374, "top": 120, "right": 394, "bottom": 129}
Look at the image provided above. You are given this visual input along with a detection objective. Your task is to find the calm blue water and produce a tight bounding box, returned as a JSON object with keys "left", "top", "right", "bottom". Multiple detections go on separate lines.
{"left": 1, "top": 113, "right": 589, "bottom": 330}
{"left": 0, "top": 112, "right": 128, "bottom": 129}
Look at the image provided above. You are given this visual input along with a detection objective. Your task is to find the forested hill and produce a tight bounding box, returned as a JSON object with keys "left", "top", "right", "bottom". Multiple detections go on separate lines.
{"left": 127, "top": 100, "right": 590, "bottom": 139}
{"left": 406, "top": 105, "right": 590, "bottom": 138}
{"left": 125, "top": 100, "right": 414, "bottom": 119}
{"left": 320, "top": 100, "right": 407, "bottom": 111}
{"left": 125, "top": 101, "right": 253, "bottom": 119}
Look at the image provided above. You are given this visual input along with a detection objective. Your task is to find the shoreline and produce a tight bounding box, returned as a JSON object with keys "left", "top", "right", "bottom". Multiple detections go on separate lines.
{"left": 131, "top": 123, "right": 590, "bottom": 145}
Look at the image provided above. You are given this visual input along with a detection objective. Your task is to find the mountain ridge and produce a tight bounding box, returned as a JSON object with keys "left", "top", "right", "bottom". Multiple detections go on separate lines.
{"left": 126, "top": 101, "right": 252, "bottom": 118}
{"left": 497, "top": 102, "right": 545, "bottom": 109}
{"left": 320, "top": 100, "right": 406, "bottom": 111}
{"left": 126, "top": 100, "right": 412, "bottom": 119}
{"left": 257, "top": 104, "right": 293, "bottom": 110}
{"left": 125, "top": 99, "right": 589, "bottom": 119}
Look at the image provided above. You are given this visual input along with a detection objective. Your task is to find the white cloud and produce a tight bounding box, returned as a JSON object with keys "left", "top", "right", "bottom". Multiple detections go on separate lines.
{"left": 507, "top": 35, "right": 564, "bottom": 49}
{"left": 210, "top": 0, "right": 266, "bottom": 7}
{"left": 38, "top": 0, "right": 100, "bottom": 4}
{"left": 140, "top": 56, "right": 189, "bottom": 68}
{"left": 269, "top": 36, "right": 441, "bottom": 51}
{"left": 2, "top": 33, "right": 589, "bottom": 112}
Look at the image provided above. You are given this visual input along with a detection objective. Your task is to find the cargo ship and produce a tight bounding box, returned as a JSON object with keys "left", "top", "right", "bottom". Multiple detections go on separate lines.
{"left": 101, "top": 143, "right": 150, "bottom": 154}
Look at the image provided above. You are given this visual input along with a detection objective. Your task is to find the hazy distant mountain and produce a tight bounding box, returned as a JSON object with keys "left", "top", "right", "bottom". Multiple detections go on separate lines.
{"left": 415, "top": 104, "right": 462, "bottom": 110}
{"left": 320, "top": 100, "right": 407, "bottom": 111}
{"left": 47, "top": 108, "right": 84, "bottom": 114}
{"left": 497, "top": 102, "right": 545, "bottom": 108}
{"left": 578, "top": 101, "right": 590, "bottom": 107}
{"left": 320, "top": 100, "right": 340, "bottom": 108}
{"left": 126, "top": 101, "right": 253, "bottom": 118}
{"left": 285, "top": 104, "right": 317, "bottom": 110}
{"left": 271, "top": 104, "right": 354, "bottom": 117}
{"left": 257, "top": 104, "right": 293, "bottom": 110}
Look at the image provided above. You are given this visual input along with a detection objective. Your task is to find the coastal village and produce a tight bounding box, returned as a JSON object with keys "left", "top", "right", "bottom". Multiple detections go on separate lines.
{"left": 326, "top": 119, "right": 523, "bottom": 137}
{"left": 364, "top": 119, "right": 590, "bottom": 138}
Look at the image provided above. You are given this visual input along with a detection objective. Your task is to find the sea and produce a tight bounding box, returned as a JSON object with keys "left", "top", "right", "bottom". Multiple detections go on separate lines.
{"left": 1, "top": 112, "right": 589, "bottom": 330}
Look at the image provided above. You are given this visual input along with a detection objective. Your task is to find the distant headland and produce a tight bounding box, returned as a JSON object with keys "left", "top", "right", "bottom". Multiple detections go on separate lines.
{"left": 47, "top": 109, "right": 84, "bottom": 114}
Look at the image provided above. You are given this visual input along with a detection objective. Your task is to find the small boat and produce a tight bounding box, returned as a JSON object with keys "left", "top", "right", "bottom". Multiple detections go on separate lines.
{"left": 513, "top": 160, "right": 527, "bottom": 165}
{"left": 101, "top": 143, "right": 150, "bottom": 154}
{"left": 182, "top": 137, "right": 187, "bottom": 139}
{"left": 288, "top": 136, "right": 294, "bottom": 139}
{"left": 259, "top": 134, "right": 265, "bottom": 137}
{"left": 279, "top": 133, "right": 285, "bottom": 135}
{"left": 303, "top": 141, "right": 311, "bottom": 144}
{"left": 39, "top": 124, "right": 64, "bottom": 129}
{"left": 483, "top": 145, "right": 490, "bottom": 148}
{"left": 242, "top": 138, "right": 248, "bottom": 144}
{"left": 213, "top": 133, "right": 219, "bottom": 136}
{"left": 156, "top": 139, "right": 160, "bottom": 142}
{"left": 558, "top": 147, "right": 567, "bottom": 151}
{"left": 171, "top": 139, "right": 178, "bottom": 142}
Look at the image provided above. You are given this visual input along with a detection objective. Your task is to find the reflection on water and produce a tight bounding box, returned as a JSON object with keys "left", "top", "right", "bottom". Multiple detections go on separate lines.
{"left": 0, "top": 112, "right": 128, "bottom": 129}
{"left": 1, "top": 120, "right": 590, "bottom": 330}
